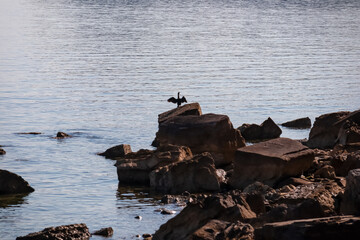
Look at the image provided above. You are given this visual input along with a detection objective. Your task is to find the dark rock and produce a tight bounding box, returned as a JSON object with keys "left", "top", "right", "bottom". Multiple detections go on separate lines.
{"left": 0, "top": 169, "right": 34, "bottom": 194}
{"left": 149, "top": 153, "right": 221, "bottom": 194}
{"left": 306, "top": 109, "right": 360, "bottom": 149}
{"left": 98, "top": 144, "right": 132, "bottom": 159}
{"left": 160, "top": 208, "right": 176, "bottom": 215}
{"left": 192, "top": 219, "right": 254, "bottom": 240}
{"left": 92, "top": 227, "right": 113, "bottom": 237}
{"left": 330, "top": 148, "right": 360, "bottom": 177}
{"left": 340, "top": 168, "right": 360, "bottom": 215}
{"left": 158, "top": 102, "right": 202, "bottom": 123}
{"left": 0, "top": 148, "right": 5, "bottom": 155}
{"left": 275, "top": 177, "right": 312, "bottom": 189}
{"left": 314, "top": 165, "right": 336, "bottom": 179}
{"left": 281, "top": 117, "right": 312, "bottom": 129}
{"left": 55, "top": 131, "right": 71, "bottom": 138}
{"left": 152, "top": 113, "right": 245, "bottom": 167}
{"left": 16, "top": 223, "right": 90, "bottom": 240}
{"left": 17, "top": 132, "right": 42, "bottom": 135}
{"left": 255, "top": 216, "right": 360, "bottom": 240}
{"left": 238, "top": 117, "right": 282, "bottom": 141}
{"left": 153, "top": 192, "right": 256, "bottom": 240}
{"left": 142, "top": 233, "right": 152, "bottom": 239}
{"left": 230, "top": 138, "right": 314, "bottom": 189}
{"left": 115, "top": 145, "right": 192, "bottom": 185}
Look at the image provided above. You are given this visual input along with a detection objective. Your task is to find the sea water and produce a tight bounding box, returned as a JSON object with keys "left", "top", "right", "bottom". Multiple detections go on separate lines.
{"left": 0, "top": 0, "right": 359, "bottom": 239}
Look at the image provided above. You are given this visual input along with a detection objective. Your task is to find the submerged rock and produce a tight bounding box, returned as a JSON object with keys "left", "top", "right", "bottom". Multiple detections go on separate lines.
{"left": 0, "top": 169, "right": 34, "bottom": 194}
{"left": 281, "top": 117, "right": 311, "bottom": 129}
{"left": 230, "top": 138, "right": 314, "bottom": 189}
{"left": 55, "top": 131, "right": 71, "bottom": 138}
{"left": 16, "top": 223, "right": 90, "bottom": 240}
{"left": 255, "top": 216, "right": 360, "bottom": 240}
{"left": 0, "top": 148, "right": 5, "bottom": 155}
{"left": 238, "top": 117, "right": 282, "bottom": 141}
{"left": 92, "top": 227, "right": 113, "bottom": 237}
{"left": 98, "top": 144, "right": 132, "bottom": 159}
{"left": 153, "top": 113, "right": 245, "bottom": 167}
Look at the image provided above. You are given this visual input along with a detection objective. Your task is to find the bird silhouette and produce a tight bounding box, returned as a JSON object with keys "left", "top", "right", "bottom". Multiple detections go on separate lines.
{"left": 168, "top": 92, "right": 187, "bottom": 107}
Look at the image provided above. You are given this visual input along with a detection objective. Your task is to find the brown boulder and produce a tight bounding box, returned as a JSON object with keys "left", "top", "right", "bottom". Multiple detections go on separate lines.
{"left": 0, "top": 169, "right": 34, "bottom": 194}
{"left": 230, "top": 138, "right": 314, "bottom": 189}
{"left": 314, "top": 165, "right": 336, "bottom": 179}
{"left": 192, "top": 219, "right": 254, "bottom": 240}
{"left": 336, "top": 120, "right": 360, "bottom": 145}
{"left": 115, "top": 145, "right": 192, "bottom": 185}
{"left": 55, "top": 131, "right": 71, "bottom": 139}
{"left": 238, "top": 117, "right": 282, "bottom": 142}
{"left": 341, "top": 168, "right": 360, "bottom": 215}
{"left": 281, "top": 117, "right": 311, "bottom": 129}
{"left": 149, "top": 153, "right": 221, "bottom": 194}
{"left": 153, "top": 192, "right": 256, "bottom": 240}
{"left": 153, "top": 113, "right": 245, "bottom": 167}
{"left": 92, "top": 227, "right": 113, "bottom": 237}
{"left": 16, "top": 223, "right": 90, "bottom": 240}
{"left": 330, "top": 149, "right": 360, "bottom": 177}
{"left": 255, "top": 216, "right": 360, "bottom": 240}
{"left": 98, "top": 144, "right": 132, "bottom": 159}
{"left": 158, "top": 102, "right": 202, "bottom": 123}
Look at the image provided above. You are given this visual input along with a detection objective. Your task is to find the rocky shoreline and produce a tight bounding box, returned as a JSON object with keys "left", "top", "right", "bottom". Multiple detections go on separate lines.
{"left": 3, "top": 103, "right": 360, "bottom": 239}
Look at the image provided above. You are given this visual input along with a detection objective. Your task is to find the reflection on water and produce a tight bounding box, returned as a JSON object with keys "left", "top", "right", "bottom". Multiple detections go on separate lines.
{"left": 0, "top": 193, "right": 29, "bottom": 208}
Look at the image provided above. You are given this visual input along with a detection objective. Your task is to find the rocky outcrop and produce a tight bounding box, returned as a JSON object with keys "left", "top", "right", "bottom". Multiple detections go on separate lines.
{"left": 158, "top": 102, "right": 202, "bottom": 123}
{"left": 255, "top": 216, "right": 360, "bottom": 240}
{"left": 238, "top": 117, "right": 282, "bottom": 142}
{"left": 149, "top": 153, "right": 221, "bottom": 194}
{"left": 192, "top": 219, "right": 254, "bottom": 240}
{"left": 98, "top": 144, "right": 132, "bottom": 159}
{"left": 281, "top": 117, "right": 311, "bottom": 129}
{"left": 341, "top": 169, "right": 360, "bottom": 215}
{"left": 153, "top": 113, "right": 245, "bottom": 167}
{"left": 153, "top": 191, "right": 256, "bottom": 240}
{"left": 115, "top": 145, "right": 192, "bottom": 185}
{"left": 16, "top": 223, "right": 90, "bottom": 240}
{"left": 230, "top": 138, "right": 314, "bottom": 189}
{"left": 306, "top": 110, "right": 360, "bottom": 149}
{"left": 0, "top": 169, "right": 34, "bottom": 194}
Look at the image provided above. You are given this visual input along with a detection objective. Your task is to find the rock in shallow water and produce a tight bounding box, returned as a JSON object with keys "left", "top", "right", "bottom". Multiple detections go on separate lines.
{"left": 238, "top": 117, "right": 282, "bottom": 142}
{"left": 98, "top": 144, "right": 132, "bottom": 159}
{"left": 0, "top": 169, "right": 34, "bottom": 194}
{"left": 16, "top": 223, "right": 90, "bottom": 240}
{"left": 281, "top": 117, "right": 311, "bottom": 129}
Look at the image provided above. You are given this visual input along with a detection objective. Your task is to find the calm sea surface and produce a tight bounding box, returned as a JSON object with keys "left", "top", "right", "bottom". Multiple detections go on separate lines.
{"left": 0, "top": 0, "right": 359, "bottom": 239}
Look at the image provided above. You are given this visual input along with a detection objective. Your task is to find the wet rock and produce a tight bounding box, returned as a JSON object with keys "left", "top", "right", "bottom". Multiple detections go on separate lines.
{"left": 0, "top": 169, "right": 34, "bottom": 194}
{"left": 153, "top": 192, "right": 256, "bottom": 240}
{"left": 135, "top": 216, "right": 142, "bottom": 220}
{"left": 230, "top": 138, "right": 314, "bottom": 189}
{"left": 16, "top": 223, "right": 90, "bottom": 240}
{"left": 306, "top": 110, "right": 360, "bottom": 149}
{"left": 281, "top": 117, "right": 312, "bottom": 129}
{"left": 142, "top": 233, "right": 152, "bottom": 239}
{"left": 0, "top": 148, "right": 5, "bottom": 155}
{"left": 160, "top": 208, "right": 176, "bottom": 215}
{"left": 152, "top": 113, "right": 245, "bottom": 167}
{"left": 17, "top": 132, "right": 42, "bottom": 135}
{"left": 340, "top": 168, "right": 360, "bottom": 215}
{"left": 149, "top": 153, "right": 221, "bottom": 194}
{"left": 192, "top": 219, "right": 254, "bottom": 240}
{"left": 98, "top": 144, "right": 132, "bottom": 159}
{"left": 255, "top": 216, "right": 360, "bottom": 240}
{"left": 238, "top": 117, "right": 282, "bottom": 142}
{"left": 55, "top": 131, "right": 71, "bottom": 138}
{"left": 158, "top": 102, "right": 202, "bottom": 123}
{"left": 115, "top": 145, "right": 192, "bottom": 185}
{"left": 314, "top": 165, "right": 336, "bottom": 179}
{"left": 92, "top": 227, "right": 113, "bottom": 237}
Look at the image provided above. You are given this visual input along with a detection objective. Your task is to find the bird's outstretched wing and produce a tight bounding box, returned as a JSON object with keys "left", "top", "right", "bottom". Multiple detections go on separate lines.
{"left": 167, "top": 97, "right": 177, "bottom": 103}
{"left": 181, "top": 96, "right": 187, "bottom": 103}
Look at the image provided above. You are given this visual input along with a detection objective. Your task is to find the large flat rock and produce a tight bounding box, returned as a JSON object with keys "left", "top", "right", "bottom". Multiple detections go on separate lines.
{"left": 153, "top": 113, "right": 245, "bottom": 166}
{"left": 158, "top": 102, "right": 202, "bottom": 123}
{"left": 230, "top": 138, "right": 314, "bottom": 188}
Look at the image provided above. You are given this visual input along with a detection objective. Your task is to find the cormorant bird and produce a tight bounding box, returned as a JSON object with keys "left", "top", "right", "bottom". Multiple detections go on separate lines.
{"left": 167, "top": 92, "right": 187, "bottom": 107}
